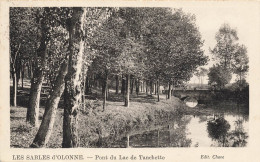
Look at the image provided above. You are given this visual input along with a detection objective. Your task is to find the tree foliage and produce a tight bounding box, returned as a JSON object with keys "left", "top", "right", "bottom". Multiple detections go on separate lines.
{"left": 209, "top": 23, "right": 249, "bottom": 89}
{"left": 208, "top": 64, "right": 232, "bottom": 89}
{"left": 211, "top": 23, "right": 238, "bottom": 70}
{"left": 232, "top": 44, "right": 249, "bottom": 83}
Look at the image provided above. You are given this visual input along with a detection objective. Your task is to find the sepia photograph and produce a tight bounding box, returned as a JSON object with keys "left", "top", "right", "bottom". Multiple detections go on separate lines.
{"left": 1, "top": 0, "right": 260, "bottom": 161}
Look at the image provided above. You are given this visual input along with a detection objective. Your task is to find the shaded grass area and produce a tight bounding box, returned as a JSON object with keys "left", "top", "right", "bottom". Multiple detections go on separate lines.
{"left": 85, "top": 88, "right": 157, "bottom": 104}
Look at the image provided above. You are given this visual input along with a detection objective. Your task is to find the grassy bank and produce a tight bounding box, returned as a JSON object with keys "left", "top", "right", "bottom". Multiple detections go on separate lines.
{"left": 11, "top": 93, "right": 187, "bottom": 148}
{"left": 10, "top": 89, "right": 248, "bottom": 148}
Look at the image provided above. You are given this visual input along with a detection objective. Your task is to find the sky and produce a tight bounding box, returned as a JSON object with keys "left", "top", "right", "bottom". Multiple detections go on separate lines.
{"left": 174, "top": 3, "right": 258, "bottom": 84}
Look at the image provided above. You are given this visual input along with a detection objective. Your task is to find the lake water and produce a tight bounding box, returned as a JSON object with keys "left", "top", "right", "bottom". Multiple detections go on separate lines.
{"left": 185, "top": 114, "right": 249, "bottom": 147}
{"left": 105, "top": 113, "right": 249, "bottom": 147}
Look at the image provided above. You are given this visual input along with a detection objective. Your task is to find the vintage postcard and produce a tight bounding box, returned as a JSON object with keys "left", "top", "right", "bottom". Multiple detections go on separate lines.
{"left": 0, "top": 0, "right": 260, "bottom": 162}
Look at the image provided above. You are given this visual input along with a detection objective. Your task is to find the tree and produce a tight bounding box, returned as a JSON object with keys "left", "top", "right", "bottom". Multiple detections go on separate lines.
{"left": 232, "top": 44, "right": 249, "bottom": 89}
{"left": 89, "top": 11, "right": 123, "bottom": 110}
{"left": 61, "top": 7, "right": 87, "bottom": 148}
{"left": 115, "top": 75, "right": 119, "bottom": 94}
{"left": 10, "top": 8, "right": 46, "bottom": 126}
{"left": 142, "top": 8, "right": 173, "bottom": 101}
{"left": 119, "top": 37, "right": 145, "bottom": 107}
{"left": 9, "top": 43, "right": 20, "bottom": 107}
{"left": 208, "top": 64, "right": 232, "bottom": 89}
{"left": 211, "top": 23, "right": 238, "bottom": 70}
{"left": 30, "top": 7, "right": 111, "bottom": 147}
{"left": 158, "top": 9, "right": 208, "bottom": 98}
{"left": 10, "top": 8, "right": 39, "bottom": 107}
{"left": 210, "top": 23, "right": 249, "bottom": 90}
{"left": 26, "top": 8, "right": 52, "bottom": 127}
{"left": 31, "top": 61, "right": 68, "bottom": 147}
{"left": 30, "top": 9, "right": 72, "bottom": 147}
{"left": 116, "top": 8, "right": 148, "bottom": 107}
{"left": 140, "top": 8, "right": 208, "bottom": 100}
{"left": 194, "top": 67, "right": 208, "bottom": 87}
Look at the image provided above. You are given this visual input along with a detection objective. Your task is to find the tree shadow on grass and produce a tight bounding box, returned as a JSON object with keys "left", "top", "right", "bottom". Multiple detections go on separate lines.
{"left": 85, "top": 92, "right": 157, "bottom": 104}
{"left": 129, "top": 94, "right": 157, "bottom": 104}
{"left": 10, "top": 116, "right": 25, "bottom": 120}
{"left": 11, "top": 85, "right": 157, "bottom": 111}
{"left": 10, "top": 86, "right": 49, "bottom": 108}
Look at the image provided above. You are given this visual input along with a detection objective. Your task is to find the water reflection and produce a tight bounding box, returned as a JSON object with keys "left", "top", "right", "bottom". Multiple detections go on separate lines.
{"left": 94, "top": 113, "right": 248, "bottom": 147}
{"left": 126, "top": 115, "right": 192, "bottom": 147}
{"left": 126, "top": 114, "right": 248, "bottom": 148}
{"left": 206, "top": 117, "right": 248, "bottom": 147}
{"left": 167, "top": 116, "right": 192, "bottom": 147}
{"left": 184, "top": 97, "right": 198, "bottom": 108}
{"left": 207, "top": 117, "right": 231, "bottom": 147}
{"left": 228, "top": 119, "right": 248, "bottom": 147}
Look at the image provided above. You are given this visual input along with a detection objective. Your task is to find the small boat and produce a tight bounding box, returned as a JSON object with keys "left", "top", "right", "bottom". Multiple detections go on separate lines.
{"left": 184, "top": 97, "right": 198, "bottom": 108}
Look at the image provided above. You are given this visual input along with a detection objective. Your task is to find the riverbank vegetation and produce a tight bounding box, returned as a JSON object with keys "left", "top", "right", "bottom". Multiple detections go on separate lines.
{"left": 10, "top": 90, "right": 187, "bottom": 148}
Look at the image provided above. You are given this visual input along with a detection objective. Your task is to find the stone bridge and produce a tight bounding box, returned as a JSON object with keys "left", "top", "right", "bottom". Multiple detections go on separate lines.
{"left": 172, "top": 90, "right": 213, "bottom": 104}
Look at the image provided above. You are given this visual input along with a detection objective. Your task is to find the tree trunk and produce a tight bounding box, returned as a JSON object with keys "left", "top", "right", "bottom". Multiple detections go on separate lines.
{"left": 62, "top": 8, "right": 87, "bottom": 148}
{"left": 167, "top": 82, "right": 171, "bottom": 99}
{"left": 10, "top": 44, "right": 20, "bottom": 107}
{"left": 21, "top": 71, "right": 24, "bottom": 89}
{"left": 157, "top": 79, "right": 160, "bottom": 102}
{"left": 130, "top": 78, "right": 134, "bottom": 94}
{"left": 140, "top": 81, "right": 142, "bottom": 92}
{"left": 121, "top": 75, "right": 126, "bottom": 95}
{"left": 157, "top": 129, "right": 160, "bottom": 147}
{"left": 145, "top": 81, "right": 148, "bottom": 95}
{"left": 136, "top": 79, "right": 139, "bottom": 96}
{"left": 29, "top": 60, "right": 33, "bottom": 79}
{"left": 103, "top": 73, "right": 108, "bottom": 111}
{"left": 125, "top": 74, "right": 130, "bottom": 107}
{"left": 166, "top": 84, "right": 168, "bottom": 100}
{"left": 90, "top": 75, "right": 94, "bottom": 90}
{"left": 200, "top": 76, "right": 202, "bottom": 88}
{"left": 85, "top": 75, "right": 90, "bottom": 94}
{"left": 126, "top": 134, "right": 130, "bottom": 148}
{"left": 26, "top": 72, "right": 44, "bottom": 127}
{"left": 82, "top": 68, "right": 86, "bottom": 111}
{"left": 26, "top": 44, "right": 47, "bottom": 127}
{"left": 239, "top": 72, "right": 242, "bottom": 91}
{"left": 101, "top": 80, "right": 105, "bottom": 95}
{"left": 30, "top": 61, "right": 68, "bottom": 148}
{"left": 115, "top": 75, "right": 119, "bottom": 94}
{"left": 150, "top": 80, "right": 153, "bottom": 95}
{"left": 12, "top": 72, "right": 17, "bottom": 107}
{"left": 106, "top": 86, "right": 109, "bottom": 100}
{"left": 201, "top": 76, "right": 204, "bottom": 88}
{"left": 93, "top": 75, "right": 97, "bottom": 88}
{"left": 171, "top": 81, "right": 174, "bottom": 96}
{"left": 155, "top": 82, "right": 157, "bottom": 95}
{"left": 27, "top": 62, "right": 31, "bottom": 79}
{"left": 142, "top": 81, "right": 145, "bottom": 93}
{"left": 26, "top": 12, "right": 49, "bottom": 127}
{"left": 15, "top": 60, "right": 21, "bottom": 89}
{"left": 21, "top": 61, "right": 25, "bottom": 89}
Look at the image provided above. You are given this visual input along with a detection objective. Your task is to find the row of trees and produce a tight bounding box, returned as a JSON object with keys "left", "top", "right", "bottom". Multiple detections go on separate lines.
{"left": 208, "top": 24, "right": 249, "bottom": 89}
{"left": 194, "top": 67, "right": 208, "bottom": 87}
{"left": 10, "top": 7, "right": 208, "bottom": 147}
